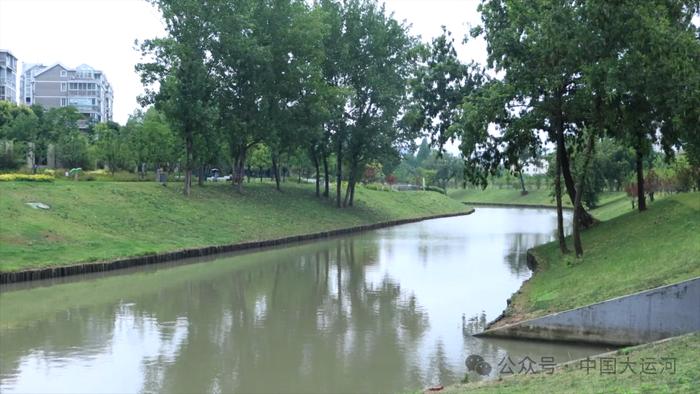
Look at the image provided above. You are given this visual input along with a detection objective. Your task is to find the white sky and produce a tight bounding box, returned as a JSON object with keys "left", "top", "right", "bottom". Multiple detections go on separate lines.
{"left": 0, "top": 0, "right": 486, "bottom": 125}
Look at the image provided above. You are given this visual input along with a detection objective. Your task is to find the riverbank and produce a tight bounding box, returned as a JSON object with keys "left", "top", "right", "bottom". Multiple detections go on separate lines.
{"left": 448, "top": 188, "right": 630, "bottom": 221}
{"left": 496, "top": 193, "right": 699, "bottom": 326}
{"left": 452, "top": 193, "right": 700, "bottom": 392}
{"left": 0, "top": 181, "right": 471, "bottom": 274}
{"left": 449, "top": 331, "right": 700, "bottom": 393}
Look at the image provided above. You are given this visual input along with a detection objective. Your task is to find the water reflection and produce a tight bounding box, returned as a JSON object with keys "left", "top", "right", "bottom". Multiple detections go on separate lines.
{"left": 0, "top": 207, "right": 608, "bottom": 393}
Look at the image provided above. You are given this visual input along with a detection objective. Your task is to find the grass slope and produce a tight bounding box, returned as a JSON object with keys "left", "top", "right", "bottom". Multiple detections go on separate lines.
{"left": 0, "top": 181, "right": 469, "bottom": 271}
{"left": 448, "top": 188, "right": 566, "bottom": 206}
{"left": 505, "top": 193, "right": 700, "bottom": 322}
{"left": 451, "top": 332, "right": 700, "bottom": 393}
{"left": 448, "top": 187, "right": 636, "bottom": 221}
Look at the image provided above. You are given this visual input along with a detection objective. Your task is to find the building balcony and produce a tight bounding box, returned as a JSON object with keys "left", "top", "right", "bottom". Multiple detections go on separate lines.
{"left": 69, "top": 75, "right": 97, "bottom": 81}
{"left": 75, "top": 105, "right": 101, "bottom": 113}
{"left": 67, "top": 90, "right": 100, "bottom": 97}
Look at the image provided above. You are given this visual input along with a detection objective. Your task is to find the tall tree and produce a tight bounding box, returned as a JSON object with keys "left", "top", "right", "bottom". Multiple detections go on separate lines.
{"left": 95, "top": 122, "right": 128, "bottom": 175}
{"left": 326, "top": 0, "right": 418, "bottom": 207}
{"left": 475, "top": 0, "right": 598, "bottom": 230}
{"left": 404, "top": 28, "right": 484, "bottom": 151}
{"left": 137, "top": 0, "right": 216, "bottom": 196}
{"left": 587, "top": 0, "right": 700, "bottom": 211}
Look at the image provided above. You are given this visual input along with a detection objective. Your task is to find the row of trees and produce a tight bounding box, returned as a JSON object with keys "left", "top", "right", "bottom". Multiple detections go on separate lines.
{"left": 416, "top": 0, "right": 700, "bottom": 257}
{"left": 4, "top": 0, "right": 697, "bottom": 259}
{"left": 138, "top": 0, "right": 421, "bottom": 206}
{"left": 0, "top": 102, "right": 90, "bottom": 170}
{"left": 0, "top": 101, "right": 178, "bottom": 174}
{"left": 138, "top": 0, "right": 699, "bottom": 256}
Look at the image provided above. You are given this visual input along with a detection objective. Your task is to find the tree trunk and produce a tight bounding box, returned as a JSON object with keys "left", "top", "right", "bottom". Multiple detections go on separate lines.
{"left": 184, "top": 169, "right": 192, "bottom": 195}
{"left": 343, "top": 166, "right": 353, "bottom": 207}
{"left": 259, "top": 166, "right": 263, "bottom": 183}
{"left": 198, "top": 165, "right": 205, "bottom": 186}
{"left": 235, "top": 150, "right": 247, "bottom": 193}
{"left": 349, "top": 179, "right": 356, "bottom": 206}
{"left": 272, "top": 155, "right": 281, "bottom": 191}
{"left": 636, "top": 147, "right": 646, "bottom": 211}
{"left": 518, "top": 171, "right": 527, "bottom": 195}
{"left": 323, "top": 154, "right": 330, "bottom": 198}
{"left": 237, "top": 150, "right": 246, "bottom": 193}
{"left": 336, "top": 146, "right": 342, "bottom": 208}
{"left": 343, "top": 179, "right": 351, "bottom": 207}
{"left": 313, "top": 153, "right": 320, "bottom": 198}
{"left": 557, "top": 127, "right": 595, "bottom": 227}
{"left": 573, "top": 132, "right": 596, "bottom": 257}
{"left": 555, "top": 145, "right": 568, "bottom": 254}
{"left": 183, "top": 137, "right": 193, "bottom": 196}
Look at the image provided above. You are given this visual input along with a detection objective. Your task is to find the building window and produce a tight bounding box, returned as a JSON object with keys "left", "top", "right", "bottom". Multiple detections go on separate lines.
{"left": 60, "top": 98, "right": 67, "bottom": 107}
{"left": 60, "top": 70, "right": 67, "bottom": 77}
{"left": 61, "top": 83, "right": 67, "bottom": 92}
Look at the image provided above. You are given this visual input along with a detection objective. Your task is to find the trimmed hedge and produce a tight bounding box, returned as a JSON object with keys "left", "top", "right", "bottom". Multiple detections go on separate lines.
{"left": 0, "top": 174, "right": 55, "bottom": 182}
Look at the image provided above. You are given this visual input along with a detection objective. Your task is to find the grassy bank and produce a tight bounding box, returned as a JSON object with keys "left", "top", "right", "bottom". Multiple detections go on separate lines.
{"left": 448, "top": 188, "right": 630, "bottom": 221}
{"left": 450, "top": 332, "right": 700, "bottom": 393}
{"left": 498, "top": 192, "right": 700, "bottom": 325}
{"left": 0, "top": 181, "right": 469, "bottom": 272}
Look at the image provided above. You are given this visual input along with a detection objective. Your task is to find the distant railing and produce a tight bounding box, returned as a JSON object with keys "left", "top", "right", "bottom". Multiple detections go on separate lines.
{"left": 67, "top": 90, "right": 99, "bottom": 96}
{"left": 74, "top": 105, "right": 101, "bottom": 113}
{"left": 69, "top": 75, "right": 96, "bottom": 80}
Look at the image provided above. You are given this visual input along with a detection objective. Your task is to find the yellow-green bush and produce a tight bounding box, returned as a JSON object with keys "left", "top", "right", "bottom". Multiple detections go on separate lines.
{"left": 0, "top": 173, "right": 54, "bottom": 182}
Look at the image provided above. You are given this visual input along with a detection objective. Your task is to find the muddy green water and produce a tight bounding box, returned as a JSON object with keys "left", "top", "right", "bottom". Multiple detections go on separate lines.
{"left": 0, "top": 207, "right": 610, "bottom": 393}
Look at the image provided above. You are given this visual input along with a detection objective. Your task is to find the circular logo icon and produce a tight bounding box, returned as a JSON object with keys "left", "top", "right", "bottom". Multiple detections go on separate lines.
{"left": 475, "top": 360, "right": 492, "bottom": 376}
{"left": 466, "top": 354, "right": 492, "bottom": 376}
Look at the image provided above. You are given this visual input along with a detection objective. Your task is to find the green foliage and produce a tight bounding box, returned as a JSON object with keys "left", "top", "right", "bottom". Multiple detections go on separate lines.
{"left": 404, "top": 28, "right": 484, "bottom": 150}
{"left": 55, "top": 130, "right": 90, "bottom": 169}
{"left": 94, "top": 122, "right": 129, "bottom": 174}
{"left": 124, "top": 107, "right": 178, "bottom": 173}
{"left": 362, "top": 161, "right": 384, "bottom": 184}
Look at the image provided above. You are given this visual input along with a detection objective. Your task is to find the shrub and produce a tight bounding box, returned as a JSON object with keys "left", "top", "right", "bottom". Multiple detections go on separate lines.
{"left": 425, "top": 185, "right": 446, "bottom": 194}
{"left": 0, "top": 173, "right": 54, "bottom": 182}
{"left": 0, "top": 151, "right": 23, "bottom": 171}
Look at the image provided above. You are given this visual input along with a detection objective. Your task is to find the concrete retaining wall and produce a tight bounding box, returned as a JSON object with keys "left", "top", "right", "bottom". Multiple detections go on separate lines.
{"left": 475, "top": 277, "right": 700, "bottom": 346}
{"left": 0, "top": 209, "right": 474, "bottom": 285}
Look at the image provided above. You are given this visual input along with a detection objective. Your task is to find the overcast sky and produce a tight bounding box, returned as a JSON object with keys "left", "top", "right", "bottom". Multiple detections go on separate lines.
{"left": 0, "top": 0, "right": 486, "bottom": 124}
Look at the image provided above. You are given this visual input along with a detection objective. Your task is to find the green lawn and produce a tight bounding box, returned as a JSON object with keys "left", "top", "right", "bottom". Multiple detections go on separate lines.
{"left": 0, "top": 181, "right": 469, "bottom": 272}
{"left": 448, "top": 187, "right": 566, "bottom": 207}
{"left": 448, "top": 187, "right": 640, "bottom": 221}
{"left": 450, "top": 332, "right": 700, "bottom": 393}
{"left": 505, "top": 193, "right": 700, "bottom": 322}
{"left": 444, "top": 189, "right": 699, "bottom": 393}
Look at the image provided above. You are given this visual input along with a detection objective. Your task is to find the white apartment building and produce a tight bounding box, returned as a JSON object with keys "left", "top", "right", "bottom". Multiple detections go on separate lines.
{"left": 20, "top": 63, "right": 113, "bottom": 124}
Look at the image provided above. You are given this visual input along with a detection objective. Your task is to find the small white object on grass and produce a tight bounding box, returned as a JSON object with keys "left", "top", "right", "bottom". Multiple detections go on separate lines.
{"left": 26, "top": 202, "right": 50, "bottom": 209}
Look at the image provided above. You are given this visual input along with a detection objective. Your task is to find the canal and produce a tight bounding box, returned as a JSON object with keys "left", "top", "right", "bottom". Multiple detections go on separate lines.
{"left": 0, "top": 207, "right": 610, "bottom": 393}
